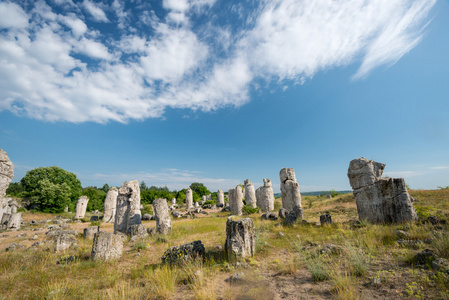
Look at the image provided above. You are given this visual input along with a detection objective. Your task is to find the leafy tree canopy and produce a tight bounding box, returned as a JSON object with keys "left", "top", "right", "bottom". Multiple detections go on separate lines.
{"left": 82, "top": 187, "right": 107, "bottom": 212}
{"left": 189, "top": 182, "right": 210, "bottom": 197}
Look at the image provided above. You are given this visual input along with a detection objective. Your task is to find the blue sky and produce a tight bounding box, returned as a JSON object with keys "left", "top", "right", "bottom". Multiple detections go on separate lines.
{"left": 1, "top": 0, "right": 449, "bottom": 193}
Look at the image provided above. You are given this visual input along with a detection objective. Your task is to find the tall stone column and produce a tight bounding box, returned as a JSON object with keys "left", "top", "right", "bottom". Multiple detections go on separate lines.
{"left": 103, "top": 187, "right": 118, "bottom": 223}
{"left": 0, "top": 149, "right": 14, "bottom": 221}
{"left": 228, "top": 186, "right": 243, "bottom": 216}
{"left": 225, "top": 217, "right": 256, "bottom": 260}
{"left": 114, "top": 180, "right": 141, "bottom": 234}
{"left": 75, "top": 196, "right": 89, "bottom": 219}
{"left": 185, "top": 188, "right": 193, "bottom": 210}
{"left": 256, "top": 179, "right": 275, "bottom": 212}
{"left": 217, "top": 189, "right": 224, "bottom": 205}
{"left": 244, "top": 179, "right": 257, "bottom": 208}
{"left": 280, "top": 168, "right": 302, "bottom": 212}
{"left": 153, "top": 198, "right": 172, "bottom": 235}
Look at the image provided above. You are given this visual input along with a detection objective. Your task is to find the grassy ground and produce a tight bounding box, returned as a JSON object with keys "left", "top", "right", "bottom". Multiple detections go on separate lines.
{"left": 0, "top": 189, "right": 448, "bottom": 299}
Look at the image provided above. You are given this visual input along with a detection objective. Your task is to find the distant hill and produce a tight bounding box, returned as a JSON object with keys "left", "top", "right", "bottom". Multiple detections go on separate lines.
{"left": 274, "top": 190, "right": 352, "bottom": 197}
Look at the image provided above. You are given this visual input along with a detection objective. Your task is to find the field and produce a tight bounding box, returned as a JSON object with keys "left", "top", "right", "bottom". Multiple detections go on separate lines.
{"left": 0, "top": 189, "right": 448, "bottom": 299}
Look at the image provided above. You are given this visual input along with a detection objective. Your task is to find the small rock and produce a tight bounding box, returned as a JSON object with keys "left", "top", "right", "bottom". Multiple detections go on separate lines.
{"left": 278, "top": 232, "right": 285, "bottom": 238}
{"left": 396, "top": 230, "right": 410, "bottom": 239}
{"left": 16, "top": 233, "right": 27, "bottom": 237}
{"left": 6, "top": 243, "right": 25, "bottom": 252}
{"left": 414, "top": 249, "right": 436, "bottom": 266}
{"left": 142, "top": 214, "right": 153, "bottom": 221}
{"left": 225, "top": 272, "right": 245, "bottom": 283}
{"left": 426, "top": 216, "right": 439, "bottom": 225}
{"left": 431, "top": 258, "right": 449, "bottom": 271}
{"left": 90, "top": 216, "right": 99, "bottom": 222}
{"left": 278, "top": 208, "right": 288, "bottom": 220}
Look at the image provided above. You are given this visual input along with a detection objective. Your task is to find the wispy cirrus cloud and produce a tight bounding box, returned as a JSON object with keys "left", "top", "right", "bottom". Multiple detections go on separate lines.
{"left": 0, "top": 0, "right": 437, "bottom": 123}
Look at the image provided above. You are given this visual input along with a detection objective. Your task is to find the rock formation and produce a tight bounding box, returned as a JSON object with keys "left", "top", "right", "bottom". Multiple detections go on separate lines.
{"left": 186, "top": 188, "right": 193, "bottom": 209}
{"left": 225, "top": 217, "right": 256, "bottom": 260}
{"left": 347, "top": 157, "right": 417, "bottom": 223}
{"left": 217, "top": 189, "right": 224, "bottom": 206}
{"left": 280, "top": 168, "right": 302, "bottom": 212}
{"left": 91, "top": 231, "right": 123, "bottom": 261}
{"left": 228, "top": 186, "right": 243, "bottom": 216}
{"left": 320, "top": 214, "right": 332, "bottom": 225}
{"left": 255, "top": 179, "right": 275, "bottom": 212}
{"left": 0, "top": 149, "right": 14, "bottom": 221}
{"left": 84, "top": 226, "right": 100, "bottom": 239}
{"left": 55, "top": 234, "right": 77, "bottom": 252}
{"left": 7, "top": 212, "right": 21, "bottom": 230}
{"left": 171, "top": 198, "right": 176, "bottom": 205}
{"left": 114, "top": 180, "right": 141, "bottom": 234}
{"left": 74, "top": 196, "right": 89, "bottom": 219}
{"left": 103, "top": 187, "right": 118, "bottom": 223}
{"left": 244, "top": 179, "right": 257, "bottom": 208}
{"left": 161, "top": 240, "right": 205, "bottom": 265}
{"left": 153, "top": 198, "right": 172, "bottom": 235}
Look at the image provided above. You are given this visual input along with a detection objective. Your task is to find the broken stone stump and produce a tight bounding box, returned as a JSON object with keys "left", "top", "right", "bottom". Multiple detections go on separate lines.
{"left": 114, "top": 180, "right": 141, "bottom": 234}
{"left": 186, "top": 188, "right": 193, "bottom": 209}
{"left": 255, "top": 179, "right": 275, "bottom": 212}
{"left": 55, "top": 234, "right": 77, "bottom": 252}
{"left": 127, "top": 224, "right": 148, "bottom": 238}
{"left": 103, "top": 187, "right": 118, "bottom": 223}
{"left": 244, "top": 179, "right": 257, "bottom": 208}
{"left": 75, "top": 196, "right": 89, "bottom": 219}
{"left": 153, "top": 198, "right": 172, "bottom": 235}
{"left": 161, "top": 240, "right": 205, "bottom": 265}
{"left": 280, "top": 168, "right": 302, "bottom": 212}
{"left": 278, "top": 208, "right": 288, "bottom": 220}
{"left": 348, "top": 158, "right": 417, "bottom": 223}
{"left": 0, "top": 149, "right": 14, "bottom": 222}
{"left": 228, "top": 186, "right": 243, "bottom": 216}
{"left": 217, "top": 189, "right": 225, "bottom": 206}
{"left": 285, "top": 206, "right": 303, "bottom": 226}
{"left": 225, "top": 217, "right": 256, "bottom": 261}
{"left": 7, "top": 212, "right": 21, "bottom": 230}
{"left": 91, "top": 231, "right": 123, "bottom": 261}
{"left": 84, "top": 226, "right": 100, "bottom": 239}
{"left": 90, "top": 216, "right": 99, "bottom": 222}
{"left": 320, "top": 214, "right": 332, "bottom": 225}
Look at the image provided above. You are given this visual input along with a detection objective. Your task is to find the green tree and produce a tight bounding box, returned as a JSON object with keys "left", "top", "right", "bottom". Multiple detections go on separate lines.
{"left": 21, "top": 166, "right": 82, "bottom": 212}
{"left": 189, "top": 182, "right": 210, "bottom": 197}
{"left": 101, "top": 183, "right": 110, "bottom": 193}
{"left": 140, "top": 181, "right": 148, "bottom": 191}
{"left": 82, "top": 187, "right": 107, "bottom": 212}
{"left": 5, "top": 182, "right": 24, "bottom": 197}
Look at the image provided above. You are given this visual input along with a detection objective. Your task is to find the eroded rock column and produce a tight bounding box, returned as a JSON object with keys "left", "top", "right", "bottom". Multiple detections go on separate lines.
{"left": 228, "top": 186, "right": 243, "bottom": 216}
{"left": 91, "top": 231, "right": 123, "bottom": 261}
{"left": 103, "top": 187, "right": 118, "bottom": 223}
{"left": 244, "top": 179, "right": 257, "bottom": 209}
{"left": 256, "top": 179, "right": 275, "bottom": 212}
{"left": 0, "top": 149, "right": 14, "bottom": 221}
{"left": 225, "top": 217, "right": 256, "bottom": 260}
{"left": 75, "top": 196, "right": 89, "bottom": 219}
{"left": 185, "top": 188, "right": 193, "bottom": 210}
{"left": 217, "top": 189, "right": 224, "bottom": 206}
{"left": 114, "top": 180, "right": 141, "bottom": 234}
{"left": 348, "top": 158, "right": 417, "bottom": 223}
{"left": 153, "top": 198, "right": 172, "bottom": 235}
{"left": 280, "top": 168, "right": 302, "bottom": 212}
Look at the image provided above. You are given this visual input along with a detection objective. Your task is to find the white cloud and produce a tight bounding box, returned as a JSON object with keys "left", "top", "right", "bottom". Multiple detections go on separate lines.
{"left": 83, "top": 0, "right": 109, "bottom": 22}
{"left": 0, "top": 2, "right": 29, "bottom": 29}
{"left": 384, "top": 171, "right": 422, "bottom": 178}
{"left": 0, "top": 0, "right": 438, "bottom": 123}
{"left": 430, "top": 166, "right": 449, "bottom": 170}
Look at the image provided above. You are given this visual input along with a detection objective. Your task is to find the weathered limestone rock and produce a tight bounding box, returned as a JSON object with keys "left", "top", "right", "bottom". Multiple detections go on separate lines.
{"left": 285, "top": 206, "right": 304, "bottom": 226}
{"left": 186, "top": 188, "right": 193, "bottom": 209}
{"left": 103, "top": 187, "right": 118, "bottom": 223}
{"left": 195, "top": 202, "right": 200, "bottom": 208}
{"left": 153, "top": 198, "right": 172, "bottom": 235}
{"left": 127, "top": 224, "right": 148, "bottom": 242}
{"left": 348, "top": 158, "right": 417, "bottom": 223}
{"left": 161, "top": 240, "right": 205, "bottom": 265}
{"left": 1, "top": 213, "right": 11, "bottom": 228}
{"left": 228, "top": 186, "right": 243, "bottom": 216}
{"left": 74, "top": 196, "right": 89, "bottom": 219}
{"left": 7, "top": 213, "right": 21, "bottom": 230}
{"left": 55, "top": 234, "right": 77, "bottom": 252}
{"left": 261, "top": 212, "right": 278, "bottom": 220}
{"left": 114, "top": 180, "right": 141, "bottom": 234}
{"left": 83, "top": 226, "right": 99, "bottom": 239}
{"left": 278, "top": 208, "right": 288, "bottom": 220}
{"left": 320, "top": 214, "right": 332, "bottom": 225}
{"left": 225, "top": 217, "right": 256, "bottom": 260}
{"left": 0, "top": 150, "right": 14, "bottom": 221}
{"left": 91, "top": 231, "right": 123, "bottom": 261}
{"left": 171, "top": 198, "right": 176, "bottom": 205}
{"left": 255, "top": 179, "right": 275, "bottom": 212}
{"left": 280, "top": 168, "right": 302, "bottom": 212}
{"left": 244, "top": 179, "right": 257, "bottom": 208}
{"left": 217, "top": 189, "right": 225, "bottom": 206}
{"left": 142, "top": 214, "right": 153, "bottom": 221}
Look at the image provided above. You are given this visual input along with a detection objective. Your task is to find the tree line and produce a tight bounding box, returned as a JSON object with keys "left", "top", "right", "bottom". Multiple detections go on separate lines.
{"left": 6, "top": 166, "right": 213, "bottom": 213}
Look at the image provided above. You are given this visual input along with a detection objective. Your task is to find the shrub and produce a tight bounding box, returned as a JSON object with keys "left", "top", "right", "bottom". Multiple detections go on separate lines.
{"left": 242, "top": 205, "right": 258, "bottom": 215}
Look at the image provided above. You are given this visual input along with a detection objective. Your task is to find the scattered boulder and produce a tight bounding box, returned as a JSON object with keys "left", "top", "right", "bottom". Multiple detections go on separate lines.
{"left": 228, "top": 186, "right": 243, "bottom": 216}
{"left": 142, "top": 214, "right": 153, "bottom": 221}
{"left": 114, "top": 180, "right": 141, "bottom": 234}
{"left": 90, "top": 216, "right": 99, "bottom": 222}
{"left": 172, "top": 211, "right": 182, "bottom": 218}
{"left": 414, "top": 249, "right": 436, "bottom": 266}
{"left": 6, "top": 213, "right": 22, "bottom": 230}
{"left": 244, "top": 179, "right": 257, "bottom": 208}
{"left": 74, "top": 196, "right": 89, "bottom": 219}
{"left": 396, "top": 230, "right": 410, "bottom": 239}
{"left": 91, "top": 232, "right": 123, "bottom": 261}
{"left": 161, "top": 240, "right": 205, "bottom": 265}
{"left": 256, "top": 179, "right": 275, "bottom": 212}
{"left": 278, "top": 208, "right": 288, "bottom": 220}
{"left": 320, "top": 214, "right": 332, "bottom": 225}
{"left": 320, "top": 244, "right": 343, "bottom": 255}
{"left": 426, "top": 216, "right": 439, "bottom": 225}
{"left": 153, "top": 198, "right": 172, "bottom": 235}
{"left": 83, "top": 226, "right": 100, "bottom": 239}
{"left": 103, "top": 187, "right": 118, "bottom": 223}
{"left": 46, "top": 229, "right": 78, "bottom": 238}
{"left": 55, "top": 234, "right": 77, "bottom": 252}
{"left": 225, "top": 217, "right": 256, "bottom": 260}
{"left": 347, "top": 158, "right": 417, "bottom": 223}
{"left": 261, "top": 212, "right": 278, "bottom": 220}
{"left": 225, "top": 272, "right": 245, "bottom": 284}
{"left": 280, "top": 168, "right": 302, "bottom": 212}
{"left": 432, "top": 258, "right": 449, "bottom": 271}
{"left": 285, "top": 206, "right": 304, "bottom": 226}
{"left": 6, "top": 242, "right": 25, "bottom": 252}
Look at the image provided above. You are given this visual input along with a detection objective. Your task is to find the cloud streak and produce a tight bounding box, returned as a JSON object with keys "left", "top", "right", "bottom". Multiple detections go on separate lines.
{"left": 0, "top": 0, "right": 437, "bottom": 123}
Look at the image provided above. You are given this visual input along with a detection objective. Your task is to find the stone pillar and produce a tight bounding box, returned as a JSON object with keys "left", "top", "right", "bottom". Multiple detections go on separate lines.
{"left": 225, "top": 217, "right": 256, "bottom": 260}
{"left": 185, "top": 188, "right": 193, "bottom": 210}
{"left": 228, "top": 186, "right": 243, "bottom": 216}
{"left": 7, "top": 212, "right": 21, "bottom": 230}
{"left": 280, "top": 168, "right": 302, "bottom": 212}
{"left": 0, "top": 149, "right": 14, "bottom": 221}
{"left": 75, "top": 196, "right": 89, "bottom": 219}
{"left": 348, "top": 157, "right": 417, "bottom": 223}
{"left": 206, "top": 194, "right": 212, "bottom": 201}
{"left": 91, "top": 231, "right": 123, "bottom": 261}
{"left": 217, "top": 189, "right": 224, "bottom": 206}
{"left": 103, "top": 187, "right": 118, "bottom": 223}
{"left": 171, "top": 198, "right": 176, "bottom": 205}
{"left": 244, "top": 179, "right": 257, "bottom": 208}
{"left": 256, "top": 179, "right": 275, "bottom": 212}
{"left": 114, "top": 180, "right": 141, "bottom": 234}
{"left": 153, "top": 198, "right": 172, "bottom": 235}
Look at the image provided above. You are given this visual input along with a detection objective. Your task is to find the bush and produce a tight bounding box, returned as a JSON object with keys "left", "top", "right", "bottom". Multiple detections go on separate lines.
{"left": 242, "top": 205, "right": 258, "bottom": 215}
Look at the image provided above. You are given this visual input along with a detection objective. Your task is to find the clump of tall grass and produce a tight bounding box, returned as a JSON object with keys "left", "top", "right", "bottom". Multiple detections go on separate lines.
{"left": 147, "top": 265, "right": 179, "bottom": 299}
{"left": 432, "top": 231, "right": 449, "bottom": 258}
{"left": 330, "top": 269, "right": 359, "bottom": 300}
{"left": 307, "top": 255, "right": 330, "bottom": 282}
{"left": 346, "top": 244, "right": 370, "bottom": 277}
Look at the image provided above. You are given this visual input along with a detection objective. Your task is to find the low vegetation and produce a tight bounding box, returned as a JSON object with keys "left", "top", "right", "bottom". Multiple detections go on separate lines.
{"left": 0, "top": 189, "right": 448, "bottom": 299}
